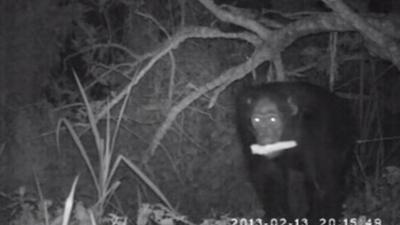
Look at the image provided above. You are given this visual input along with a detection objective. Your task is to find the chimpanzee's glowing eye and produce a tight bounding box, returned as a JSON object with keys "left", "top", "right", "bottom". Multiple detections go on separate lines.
{"left": 269, "top": 116, "right": 277, "bottom": 123}
{"left": 253, "top": 117, "right": 261, "bottom": 123}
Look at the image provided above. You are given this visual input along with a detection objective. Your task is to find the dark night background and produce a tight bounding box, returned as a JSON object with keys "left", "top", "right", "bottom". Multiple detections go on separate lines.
{"left": 1, "top": 0, "right": 400, "bottom": 224}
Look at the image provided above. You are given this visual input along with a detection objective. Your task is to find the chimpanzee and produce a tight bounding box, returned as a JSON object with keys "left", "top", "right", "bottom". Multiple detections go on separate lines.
{"left": 236, "top": 81, "right": 355, "bottom": 223}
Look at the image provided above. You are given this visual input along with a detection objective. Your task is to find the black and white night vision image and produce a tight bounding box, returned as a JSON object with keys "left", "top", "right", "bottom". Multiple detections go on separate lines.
{"left": 0, "top": 0, "right": 399, "bottom": 224}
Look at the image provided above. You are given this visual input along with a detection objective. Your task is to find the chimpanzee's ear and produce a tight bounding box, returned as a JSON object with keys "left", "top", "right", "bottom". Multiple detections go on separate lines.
{"left": 287, "top": 97, "right": 298, "bottom": 115}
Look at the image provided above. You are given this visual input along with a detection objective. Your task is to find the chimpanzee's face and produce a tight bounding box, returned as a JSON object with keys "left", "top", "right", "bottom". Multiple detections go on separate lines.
{"left": 250, "top": 98, "right": 284, "bottom": 145}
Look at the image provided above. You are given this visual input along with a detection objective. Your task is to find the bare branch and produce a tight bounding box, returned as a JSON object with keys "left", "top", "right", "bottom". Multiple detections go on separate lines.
{"left": 199, "top": 0, "right": 272, "bottom": 39}
{"left": 97, "top": 26, "right": 262, "bottom": 121}
{"left": 144, "top": 44, "right": 275, "bottom": 162}
{"left": 322, "top": 0, "right": 400, "bottom": 67}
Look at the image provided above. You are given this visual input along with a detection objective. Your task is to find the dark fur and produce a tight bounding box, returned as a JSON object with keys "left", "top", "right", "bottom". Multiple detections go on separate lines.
{"left": 236, "top": 82, "right": 355, "bottom": 221}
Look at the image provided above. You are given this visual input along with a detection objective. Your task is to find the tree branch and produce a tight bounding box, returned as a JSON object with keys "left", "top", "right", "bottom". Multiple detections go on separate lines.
{"left": 322, "top": 0, "right": 400, "bottom": 67}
